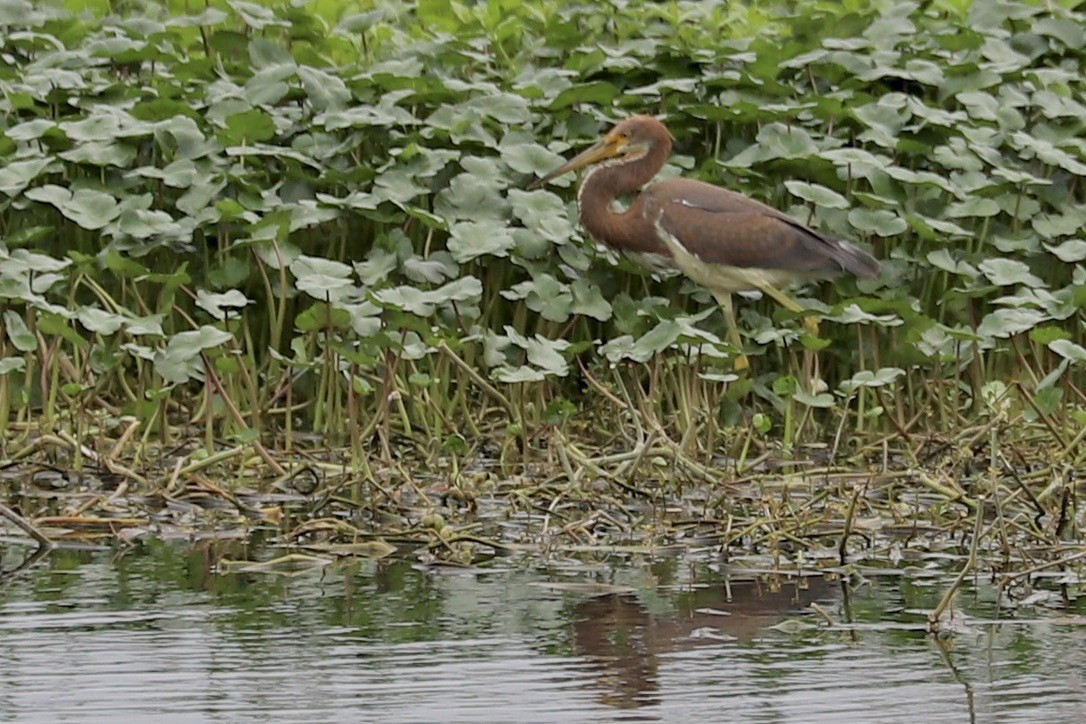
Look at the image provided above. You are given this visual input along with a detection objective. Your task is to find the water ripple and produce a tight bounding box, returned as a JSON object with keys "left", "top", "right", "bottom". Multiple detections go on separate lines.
{"left": 1, "top": 558, "right": 1083, "bottom": 723}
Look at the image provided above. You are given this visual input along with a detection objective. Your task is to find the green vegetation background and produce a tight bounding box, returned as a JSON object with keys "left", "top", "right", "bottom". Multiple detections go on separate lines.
{"left": 1, "top": 0, "right": 1085, "bottom": 465}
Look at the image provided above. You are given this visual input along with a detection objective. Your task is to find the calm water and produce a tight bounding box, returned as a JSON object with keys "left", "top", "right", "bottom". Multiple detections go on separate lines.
{"left": 1, "top": 540, "right": 1084, "bottom": 723}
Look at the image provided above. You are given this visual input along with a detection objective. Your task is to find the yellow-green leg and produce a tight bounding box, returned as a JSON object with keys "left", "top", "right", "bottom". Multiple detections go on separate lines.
{"left": 757, "top": 283, "right": 821, "bottom": 391}
{"left": 712, "top": 291, "right": 749, "bottom": 370}
{"left": 756, "top": 283, "right": 820, "bottom": 336}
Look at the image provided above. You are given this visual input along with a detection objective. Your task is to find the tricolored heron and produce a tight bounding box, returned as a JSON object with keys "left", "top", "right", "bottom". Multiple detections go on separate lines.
{"left": 529, "top": 115, "right": 879, "bottom": 369}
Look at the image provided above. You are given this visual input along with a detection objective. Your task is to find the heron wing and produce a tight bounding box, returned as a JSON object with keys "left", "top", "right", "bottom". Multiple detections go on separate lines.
{"left": 647, "top": 178, "right": 879, "bottom": 278}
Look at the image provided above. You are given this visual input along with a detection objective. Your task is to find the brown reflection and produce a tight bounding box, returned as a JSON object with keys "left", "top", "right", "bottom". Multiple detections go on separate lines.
{"left": 570, "top": 576, "right": 838, "bottom": 710}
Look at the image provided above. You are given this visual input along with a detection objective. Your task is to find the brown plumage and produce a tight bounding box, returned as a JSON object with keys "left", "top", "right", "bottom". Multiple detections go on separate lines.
{"left": 529, "top": 115, "right": 879, "bottom": 368}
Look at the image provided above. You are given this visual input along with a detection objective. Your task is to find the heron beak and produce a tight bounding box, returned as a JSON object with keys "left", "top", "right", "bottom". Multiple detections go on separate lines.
{"left": 528, "top": 136, "right": 625, "bottom": 189}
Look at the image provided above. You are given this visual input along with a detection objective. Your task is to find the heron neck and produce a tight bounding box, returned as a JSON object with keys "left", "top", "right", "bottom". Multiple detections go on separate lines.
{"left": 578, "top": 144, "right": 671, "bottom": 255}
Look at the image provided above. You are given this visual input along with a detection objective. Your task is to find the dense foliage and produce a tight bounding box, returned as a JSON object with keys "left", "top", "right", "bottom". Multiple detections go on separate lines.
{"left": 1, "top": 0, "right": 1085, "bottom": 467}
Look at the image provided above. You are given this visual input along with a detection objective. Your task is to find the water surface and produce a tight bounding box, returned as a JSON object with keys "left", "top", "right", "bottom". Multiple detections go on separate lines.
{"left": 1, "top": 541, "right": 1084, "bottom": 722}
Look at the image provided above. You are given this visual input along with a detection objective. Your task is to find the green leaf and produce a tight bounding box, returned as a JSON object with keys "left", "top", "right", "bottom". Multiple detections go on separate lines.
{"left": 509, "top": 189, "right": 575, "bottom": 244}
{"left": 1033, "top": 212, "right": 1086, "bottom": 240}
{"left": 5, "top": 119, "right": 56, "bottom": 141}
{"left": 927, "top": 249, "right": 977, "bottom": 276}
{"left": 549, "top": 82, "right": 619, "bottom": 109}
{"left": 196, "top": 289, "right": 253, "bottom": 320}
{"left": 342, "top": 302, "right": 382, "bottom": 336}
{"left": 291, "top": 256, "right": 356, "bottom": 302}
{"left": 374, "top": 277, "right": 481, "bottom": 316}
{"left": 0, "top": 357, "right": 26, "bottom": 375}
{"left": 500, "top": 142, "right": 567, "bottom": 176}
{"left": 1012, "top": 132, "right": 1086, "bottom": 176}
{"left": 231, "top": 0, "right": 287, "bottom": 29}
{"left": 317, "top": 190, "right": 380, "bottom": 211}
{"left": 434, "top": 172, "right": 507, "bottom": 221}
{"left": 945, "top": 197, "right": 1001, "bottom": 218}
{"left": 978, "top": 258, "right": 1044, "bottom": 287}
{"left": 37, "top": 313, "right": 85, "bottom": 349}
{"left": 853, "top": 100, "right": 910, "bottom": 148}
{"left": 977, "top": 308, "right": 1047, "bottom": 339}
{"left": 518, "top": 332, "right": 571, "bottom": 377}
{"left": 570, "top": 278, "right": 612, "bottom": 321}
{"left": 728, "top": 123, "right": 820, "bottom": 167}
{"left": 502, "top": 274, "right": 571, "bottom": 322}
{"left": 154, "top": 326, "right": 234, "bottom": 383}
{"left": 353, "top": 249, "right": 399, "bottom": 286}
{"left": 298, "top": 66, "right": 351, "bottom": 111}
{"left": 991, "top": 165, "right": 1051, "bottom": 187}
{"left": 493, "top": 365, "right": 545, "bottom": 383}
{"left": 113, "top": 208, "right": 182, "bottom": 240}
{"left": 623, "top": 320, "right": 681, "bottom": 362}
{"left": 1030, "top": 325, "right": 1070, "bottom": 346}
{"left": 1035, "top": 16, "right": 1086, "bottom": 49}
{"left": 820, "top": 147, "right": 889, "bottom": 175}
{"left": 59, "top": 141, "right": 137, "bottom": 168}
{"left": 25, "top": 185, "right": 121, "bottom": 230}
{"left": 296, "top": 303, "right": 352, "bottom": 332}
{"left": 337, "top": 9, "right": 386, "bottom": 32}
{"left": 448, "top": 220, "right": 515, "bottom": 263}
{"left": 772, "top": 374, "right": 798, "bottom": 396}
{"left": 1044, "top": 240, "right": 1086, "bottom": 263}
{"left": 883, "top": 166, "right": 957, "bottom": 194}
{"left": 1049, "top": 339, "right": 1086, "bottom": 363}
{"left": 848, "top": 208, "right": 907, "bottom": 236}
{"left": 1031, "top": 384, "right": 1063, "bottom": 414}
{"left": 792, "top": 389, "right": 835, "bottom": 408}
{"left": 465, "top": 93, "right": 531, "bottom": 124}
{"left": 125, "top": 315, "right": 165, "bottom": 336}
{"left": 783, "top": 181, "right": 850, "bottom": 209}
{"left": 3, "top": 311, "right": 36, "bottom": 352}
{"left": 77, "top": 307, "right": 124, "bottom": 335}
{"left": 0, "top": 157, "right": 54, "bottom": 195}
{"left": 1037, "top": 358, "right": 1071, "bottom": 392}
{"left": 956, "top": 91, "right": 999, "bottom": 121}
{"left": 221, "top": 109, "right": 277, "bottom": 145}
{"left": 839, "top": 368, "right": 905, "bottom": 394}
{"left": 827, "top": 305, "right": 903, "bottom": 327}
{"left": 403, "top": 255, "right": 456, "bottom": 285}
{"left": 61, "top": 113, "right": 124, "bottom": 143}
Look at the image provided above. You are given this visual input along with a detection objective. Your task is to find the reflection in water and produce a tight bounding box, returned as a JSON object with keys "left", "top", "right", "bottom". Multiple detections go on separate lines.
{"left": 0, "top": 543, "right": 1083, "bottom": 723}
{"left": 0, "top": 543, "right": 51, "bottom": 588}
{"left": 570, "top": 578, "right": 838, "bottom": 710}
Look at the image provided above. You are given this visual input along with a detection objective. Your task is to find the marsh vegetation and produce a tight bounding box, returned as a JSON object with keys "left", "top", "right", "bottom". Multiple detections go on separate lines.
{"left": 0, "top": 0, "right": 1084, "bottom": 617}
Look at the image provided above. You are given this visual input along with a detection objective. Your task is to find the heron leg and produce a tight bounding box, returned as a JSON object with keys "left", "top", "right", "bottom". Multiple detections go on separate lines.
{"left": 756, "top": 284, "right": 821, "bottom": 393}
{"left": 755, "top": 283, "right": 820, "bottom": 336}
{"left": 712, "top": 291, "right": 749, "bottom": 370}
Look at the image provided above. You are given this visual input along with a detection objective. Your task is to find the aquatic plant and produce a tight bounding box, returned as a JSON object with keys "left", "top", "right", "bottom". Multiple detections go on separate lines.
{"left": 0, "top": 0, "right": 1083, "bottom": 476}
